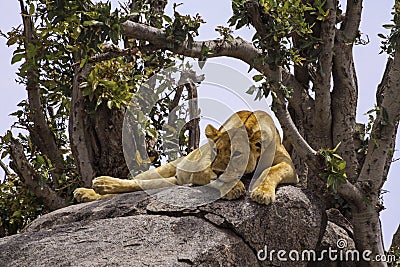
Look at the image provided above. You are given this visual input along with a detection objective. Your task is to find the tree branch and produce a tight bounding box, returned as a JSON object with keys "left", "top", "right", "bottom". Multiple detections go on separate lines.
{"left": 313, "top": 0, "right": 336, "bottom": 148}
{"left": 0, "top": 159, "right": 12, "bottom": 177}
{"left": 245, "top": 0, "right": 268, "bottom": 36}
{"left": 122, "top": 21, "right": 265, "bottom": 69}
{"left": 358, "top": 52, "right": 400, "bottom": 197}
{"left": 331, "top": 29, "right": 360, "bottom": 179}
{"left": 73, "top": 47, "right": 140, "bottom": 67}
{"left": 331, "top": 0, "right": 363, "bottom": 179}
{"left": 69, "top": 64, "right": 97, "bottom": 187}
{"left": 19, "top": 0, "right": 65, "bottom": 186}
{"left": 9, "top": 138, "right": 68, "bottom": 211}
{"left": 341, "top": 0, "right": 364, "bottom": 41}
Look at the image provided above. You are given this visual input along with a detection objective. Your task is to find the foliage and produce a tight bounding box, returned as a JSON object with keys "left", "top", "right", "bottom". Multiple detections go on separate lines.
{"left": 0, "top": 173, "right": 44, "bottom": 237}
{"left": 387, "top": 245, "right": 400, "bottom": 265}
{"left": 229, "top": 0, "right": 323, "bottom": 68}
{"left": 215, "top": 25, "right": 234, "bottom": 42}
{"left": 164, "top": 6, "right": 205, "bottom": 50}
{"left": 379, "top": 1, "right": 400, "bottom": 55}
{"left": 319, "top": 143, "right": 347, "bottom": 194}
{"left": 81, "top": 57, "right": 136, "bottom": 110}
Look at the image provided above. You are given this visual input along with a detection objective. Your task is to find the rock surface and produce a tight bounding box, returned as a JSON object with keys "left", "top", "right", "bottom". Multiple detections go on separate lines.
{"left": 0, "top": 185, "right": 335, "bottom": 266}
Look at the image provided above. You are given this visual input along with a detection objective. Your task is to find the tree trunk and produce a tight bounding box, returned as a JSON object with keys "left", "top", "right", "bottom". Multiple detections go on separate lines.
{"left": 352, "top": 204, "right": 386, "bottom": 266}
{"left": 92, "top": 103, "right": 129, "bottom": 178}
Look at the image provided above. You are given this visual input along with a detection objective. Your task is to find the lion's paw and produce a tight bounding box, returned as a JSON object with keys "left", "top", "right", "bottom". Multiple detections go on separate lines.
{"left": 73, "top": 188, "right": 101, "bottom": 202}
{"left": 222, "top": 181, "right": 246, "bottom": 200}
{"left": 250, "top": 185, "right": 276, "bottom": 205}
{"left": 93, "top": 176, "right": 123, "bottom": 194}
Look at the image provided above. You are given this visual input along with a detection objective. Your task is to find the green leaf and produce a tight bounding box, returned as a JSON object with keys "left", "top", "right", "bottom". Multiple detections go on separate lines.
{"left": 11, "top": 53, "right": 25, "bottom": 64}
{"left": 80, "top": 57, "right": 87, "bottom": 68}
{"left": 29, "top": 3, "right": 35, "bottom": 15}
{"left": 246, "top": 85, "right": 256, "bottom": 95}
{"left": 36, "top": 154, "right": 46, "bottom": 165}
{"left": 163, "top": 15, "right": 172, "bottom": 23}
{"left": 377, "top": 33, "right": 386, "bottom": 39}
{"left": 252, "top": 74, "right": 264, "bottom": 82}
{"left": 1, "top": 150, "right": 8, "bottom": 159}
{"left": 382, "top": 24, "right": 394, "bottom": 29}
{"left": 12, "top": 210, "right": 21, "bottom": 218}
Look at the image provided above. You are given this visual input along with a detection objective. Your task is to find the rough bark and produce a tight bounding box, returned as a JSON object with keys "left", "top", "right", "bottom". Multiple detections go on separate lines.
{"left": 69, "top": 64, "right": 130, "bottom": 185}
{"left": 93, "top": 103, "right": 129, "bottom": 178}
{"left": 332, "top": 32, "right": 360, "bottom": 181}
{"left": 347, "top": 45, "right": 400, "bottom": 266}
{"left": 331, "top": 0, "right": 363, "bottom": 180}
{"left": 313, "top": 0, "right": 336, "bottom": 149}
{"left": 8, "top": 138, "right": 68, "bottom": 211}
{"left": 186, "top": 81, "right": 200, "bottom": 152}
{"left": 69, "top": 65, "right": 97, "bottom": 187}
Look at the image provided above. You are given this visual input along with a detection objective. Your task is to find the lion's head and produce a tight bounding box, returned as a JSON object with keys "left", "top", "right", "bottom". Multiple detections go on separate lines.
{"left": 205, "top": 124, "right": 267, "bottom": 183}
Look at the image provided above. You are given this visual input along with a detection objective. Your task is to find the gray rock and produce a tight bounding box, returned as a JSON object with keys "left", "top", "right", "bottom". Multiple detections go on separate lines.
{"left": 0, "top": 185, "right": 324, "bottom": 267}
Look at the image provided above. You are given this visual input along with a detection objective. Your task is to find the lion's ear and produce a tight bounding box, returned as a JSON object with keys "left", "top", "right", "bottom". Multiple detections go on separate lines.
{"left": 205, "top": 124, "right": 220, "bottom": 141}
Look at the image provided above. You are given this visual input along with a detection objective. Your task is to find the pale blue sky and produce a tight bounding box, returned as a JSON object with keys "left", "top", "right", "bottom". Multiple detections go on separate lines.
{"left": 0, "top": 0, "right": 398, "bottom": 249}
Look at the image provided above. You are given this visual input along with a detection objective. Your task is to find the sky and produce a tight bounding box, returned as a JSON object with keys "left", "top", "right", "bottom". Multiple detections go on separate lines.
{"left": 0, "top": 0, "right": 399, "bottom": 249}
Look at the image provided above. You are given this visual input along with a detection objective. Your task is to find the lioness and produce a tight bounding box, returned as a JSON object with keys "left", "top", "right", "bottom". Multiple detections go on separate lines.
{"left": 74, "top": 110, "right": 298, "bottom": 205}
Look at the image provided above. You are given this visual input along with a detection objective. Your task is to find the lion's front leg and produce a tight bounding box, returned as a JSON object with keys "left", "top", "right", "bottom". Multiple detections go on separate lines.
{"left": 251, "top": 161, "right": 297, "bottom": 205}
{"left": 208, "top": 179, "right": 246, "bottom": 200}
{"left": 92, "top": 176, "right": 142, "bottom": 194}
{"left": 222, "top": 180, "right": 246, "bottom": 200}
{"left": 73, "top": 188, "right": 117, "bottom": 202}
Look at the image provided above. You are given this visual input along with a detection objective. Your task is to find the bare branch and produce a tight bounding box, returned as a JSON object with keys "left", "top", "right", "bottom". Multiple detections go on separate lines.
{"left": 337, "top": 180, "right": 365, "bottom": 210}
{"left": 273, "top": 96, "right": 320, "bottom": 164}
{"left": 358, "top": 52, "right": 400, "bottom": 196}
{"left": 9, "top": 138, "right": 68, "bottom": 211}
{"left": 185, "top": 78, "right": 200, "bottom": 152}
{"left": 330, "top": 0, "right": 363, "bottom": 179}
{"left": 341, "top": 0, "right": 364, "bottom": 41}
{"left": 331, "top": 30, "right": 359, "bottom": 179}
{"left": 122, "top": 21, "right": 262, "bottom": 66}
{"left": 313, "top": 0, "right": 336, "bottom": 148}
